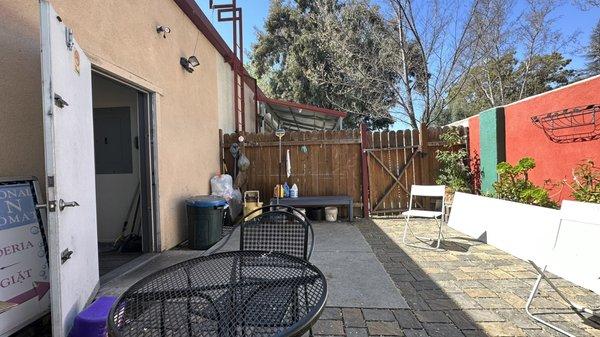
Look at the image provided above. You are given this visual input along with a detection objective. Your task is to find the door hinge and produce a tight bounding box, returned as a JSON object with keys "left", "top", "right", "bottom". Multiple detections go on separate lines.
{"left": 54, "top": 94, "right": 69, "bottom": 108}
{"left": 47, "top": 175, "right": 55, "bottom": 187}
{"left": 65, "top": 27, "right": 74, "bottom": 51}
{"left": 61, "top": 248, "right": 73, "bottom": 264}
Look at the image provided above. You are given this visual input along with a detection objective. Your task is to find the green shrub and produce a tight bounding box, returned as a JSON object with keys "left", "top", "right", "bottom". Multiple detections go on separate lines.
{"left": 570, "top": 159, "right": 600, "bottom": 203}
{"left": 493, "top": 157, "right": 558, "bottom": 208}
{"left": 435, "top": 129, "right": 471, "bottom": 194}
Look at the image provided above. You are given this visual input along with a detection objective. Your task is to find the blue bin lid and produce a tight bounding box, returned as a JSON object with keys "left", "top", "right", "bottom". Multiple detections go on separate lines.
{"left": 186, "top": 195, "right": 227, "bottom": 207}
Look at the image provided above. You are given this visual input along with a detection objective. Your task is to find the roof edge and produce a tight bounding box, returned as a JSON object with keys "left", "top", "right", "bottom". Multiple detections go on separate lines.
{"left": 260, "top": 97, "right": 347, "bottom": 118}
{"left": 173, "top": 0, "right": 263, "bottom": 95}
{"left": 172, "top": 0, "right": 233, "bottom": 62}
{"left": 504, "top": 74, "right": 600, "bottom": 108}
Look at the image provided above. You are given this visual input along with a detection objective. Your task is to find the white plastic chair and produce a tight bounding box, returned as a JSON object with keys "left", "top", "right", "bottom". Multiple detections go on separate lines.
{"left": 402, "top": 185, "right": 446, "bottom": 250}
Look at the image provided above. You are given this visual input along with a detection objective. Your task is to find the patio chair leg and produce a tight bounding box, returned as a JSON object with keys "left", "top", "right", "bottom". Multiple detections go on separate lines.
{"left": 403, "top": 216, "right": 445, "bottom": 251}
{"left": 402, "top": 215, "right": 411, "bottom": 245}
{"left": 525, "top": 261, "right": 594, "bottom": 337}
{"left": 435, "top": 218, "right": 443, "bottom": 249}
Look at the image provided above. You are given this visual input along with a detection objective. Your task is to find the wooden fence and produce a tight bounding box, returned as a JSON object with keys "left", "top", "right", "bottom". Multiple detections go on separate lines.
{"left": 220, "top": 125, "right": 468, "bottom": 218}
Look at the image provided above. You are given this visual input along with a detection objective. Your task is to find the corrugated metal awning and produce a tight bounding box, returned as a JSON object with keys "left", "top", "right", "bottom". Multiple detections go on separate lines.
{"left": 259, "top": 97, "right": 347, "bottom": 131}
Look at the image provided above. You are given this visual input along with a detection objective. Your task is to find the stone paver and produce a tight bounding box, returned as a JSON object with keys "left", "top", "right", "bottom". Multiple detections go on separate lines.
{"left": 414, "top": 310, "right": 452, "bottom": 323}
{"left": 403, "top": 330, "right": 429, "bottom": 337}
{"left": 393, "top": 310, "right": 423, "bottom": 329}
{"left": 367, "top": 321, "right": 403, "bottom": 336}
{"left": 447, "top": 311, "right": 480, "bottom": 330}
{"left": 314, "top": 320, "right": 345, "bottom": 335}
{"left": 346, "top": 328, "right": 369, "bottom": 337}
{"left": 478, "top": 322, "right": 527, "bottom": 336}
{"left": 342, "top": 308, "right": 366, "bottom": 328}
{"left": 363, "top": 309, "right": 396, "bottom": 322}
{"left": 322, "top": 307, "right": 344, "bottom": 320}
{"left": 422, "top": 323, "right": 465, "bottom": 337}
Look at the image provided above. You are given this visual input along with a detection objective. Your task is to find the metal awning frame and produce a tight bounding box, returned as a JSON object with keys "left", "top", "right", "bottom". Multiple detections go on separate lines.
{"left": 258, "top": 97, "right": 346, "bottom": 132}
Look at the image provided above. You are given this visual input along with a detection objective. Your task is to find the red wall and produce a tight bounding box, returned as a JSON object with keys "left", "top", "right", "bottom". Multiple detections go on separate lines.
{"left": 504, "top": 76, "right": 600, "bottom": 201}
{"left": 468, "top": 116, "right": 480, "bottom": 159}
{"left": 468, "top": 116, "right": 481, "bottom": 193}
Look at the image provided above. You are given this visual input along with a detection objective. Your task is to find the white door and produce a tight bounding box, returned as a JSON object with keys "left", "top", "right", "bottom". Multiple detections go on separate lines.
{"left": 39, "top": 1, "right": 99, "bottom": 336}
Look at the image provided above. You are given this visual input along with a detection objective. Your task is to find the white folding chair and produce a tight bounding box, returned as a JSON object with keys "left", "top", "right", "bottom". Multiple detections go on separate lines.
{"left": 402, "top": 185, "right": 446, "bottom": 250}
{"left": 525, "top": 200, "right": 600, "bottom": 337}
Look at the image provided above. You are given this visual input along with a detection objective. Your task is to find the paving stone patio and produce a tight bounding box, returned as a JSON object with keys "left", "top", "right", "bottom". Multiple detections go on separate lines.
{"left": 14, "top": 218, "right": 600, "bottom": 337}
{"left": 311, "top": 218, "right": 600, "bottom": 337}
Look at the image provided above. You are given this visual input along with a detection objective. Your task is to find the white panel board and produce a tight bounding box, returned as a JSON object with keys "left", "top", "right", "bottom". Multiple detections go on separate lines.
{"left": 447, "top": 192, "right": 559, "bottom": 265}
{"left": 549, "top": 200, "right": 600, "bottom": 294}
{"left": 449, "top": 193, "right": 600, "bottom": 295}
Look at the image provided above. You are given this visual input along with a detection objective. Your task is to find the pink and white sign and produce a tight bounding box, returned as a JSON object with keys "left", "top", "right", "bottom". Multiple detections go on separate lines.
{"left": 0, "top": 181, "right": 50, "bottom": 337}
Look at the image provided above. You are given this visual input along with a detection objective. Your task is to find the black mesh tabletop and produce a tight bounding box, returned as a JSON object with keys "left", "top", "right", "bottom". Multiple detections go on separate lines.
{"left": 108, "top": 251, "right": 328, "bottom": 337}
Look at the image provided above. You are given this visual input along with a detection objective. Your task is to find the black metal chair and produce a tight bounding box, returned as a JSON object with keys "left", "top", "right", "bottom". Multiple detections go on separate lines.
{"left": 239, "top": 205, "right": 314, "bottom": 261}
{"left": 236, "top": 205, "right": 317, "bottom": 336}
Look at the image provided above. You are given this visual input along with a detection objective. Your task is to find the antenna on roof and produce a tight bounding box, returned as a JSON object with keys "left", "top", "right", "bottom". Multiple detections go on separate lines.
{"left": 209, "top": 0, "right": 246, "bottom": 133}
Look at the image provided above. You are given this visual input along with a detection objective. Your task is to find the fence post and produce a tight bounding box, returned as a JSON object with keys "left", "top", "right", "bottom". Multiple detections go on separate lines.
{"left": 360, "top": 123, "right": 370, "bottom": 218}
{"left": 419, "top": 123, "right": 432, "bottom": 185}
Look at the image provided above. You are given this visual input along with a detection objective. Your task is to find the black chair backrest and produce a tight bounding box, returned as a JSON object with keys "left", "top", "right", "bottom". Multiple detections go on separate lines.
{"left": 239, "top": 206, "right": 313, "bottom": 260}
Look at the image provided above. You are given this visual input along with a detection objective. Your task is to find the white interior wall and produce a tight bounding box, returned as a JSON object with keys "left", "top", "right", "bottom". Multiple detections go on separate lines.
{"left": 448, "top": 192, "right": 559, "bottom": 264}
{"left": 92, "top": 74, "right": 140, "bottom": 243}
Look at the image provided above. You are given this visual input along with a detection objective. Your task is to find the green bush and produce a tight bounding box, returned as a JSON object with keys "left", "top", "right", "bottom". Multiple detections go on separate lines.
{"left": 435, "top": 129, "right": 471, "bottom": 194}
{"left": 570, "top": 159, "right": 600, "bottom": 203}
{"left": 493, "top": 157, "right": 558, "bottom": 208}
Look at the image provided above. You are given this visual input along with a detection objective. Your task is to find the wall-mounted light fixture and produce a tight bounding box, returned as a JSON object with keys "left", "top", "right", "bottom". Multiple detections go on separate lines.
{"left": 180, "top": 56, "right": 200, "bottom": 73}
{"left": 156, "top": 25, "right": 171, "bottom": 38}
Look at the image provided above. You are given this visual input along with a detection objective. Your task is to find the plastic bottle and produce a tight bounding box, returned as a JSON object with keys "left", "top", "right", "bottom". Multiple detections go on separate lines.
{"left": 283, "top": 182, "right": 290, "bottom": 198}
{"left": 274, "top": 184, "right": 284, "bottom": 198}
{"left": 290, "top": 184, "right": 299, "bottom": 198}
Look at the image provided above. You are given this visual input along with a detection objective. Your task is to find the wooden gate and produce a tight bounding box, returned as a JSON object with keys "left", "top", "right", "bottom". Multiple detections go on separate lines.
{"left": 364, "top": 126, "right": 468, "bottom": 216}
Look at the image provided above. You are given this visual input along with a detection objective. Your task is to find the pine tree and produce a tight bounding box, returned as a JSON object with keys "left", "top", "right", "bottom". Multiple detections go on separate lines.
{"left": 250, "top": 0, "right": 398, "bottom": 128}
{"left": 587, "top": 19, "right": 600, "bottom": 76}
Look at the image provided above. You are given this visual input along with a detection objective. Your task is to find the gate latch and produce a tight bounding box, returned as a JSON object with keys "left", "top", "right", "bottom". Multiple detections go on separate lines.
{"left": 35, "top": 202, "right": 56, "bottom": 212}
{"left": 41, "top": 200, "right": 57, "bottom": 212}
{"left": 59, "top": 199, "right": 79, "bottom": 211}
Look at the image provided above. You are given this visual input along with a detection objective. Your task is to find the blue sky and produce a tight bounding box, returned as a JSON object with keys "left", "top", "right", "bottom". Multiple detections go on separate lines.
{"left": 196, "top": 1, "right": 599, "bottom": 129}
{"left": 197, "top": 0, "right": 598, "bottom": 68}
{"left": 196, "top": 0, "right": 270, "bottom": 58}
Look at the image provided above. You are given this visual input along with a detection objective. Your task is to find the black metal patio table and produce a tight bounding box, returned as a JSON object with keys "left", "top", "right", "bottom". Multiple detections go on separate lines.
{"left": 107, "top": 250, "right": 328, "bottom": 337}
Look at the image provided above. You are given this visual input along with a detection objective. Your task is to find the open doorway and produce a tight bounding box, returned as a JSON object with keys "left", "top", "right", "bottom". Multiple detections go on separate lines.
{"left": 91, "top": 72, "right": 154, "bottom": 277}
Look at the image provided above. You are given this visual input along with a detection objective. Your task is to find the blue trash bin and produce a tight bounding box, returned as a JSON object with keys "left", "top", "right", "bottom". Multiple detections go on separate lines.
{"left": 186, "top": 195, "right": 227, "bottom": 250}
